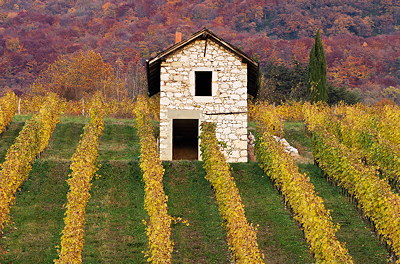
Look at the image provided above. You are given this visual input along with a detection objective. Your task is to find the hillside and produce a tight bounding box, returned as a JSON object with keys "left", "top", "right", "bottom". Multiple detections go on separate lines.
{"left": 0, "top": 0, "right": 399, "bottom": 101}
{"left": 0, "top": 115, "right": 391, "bottom": 263}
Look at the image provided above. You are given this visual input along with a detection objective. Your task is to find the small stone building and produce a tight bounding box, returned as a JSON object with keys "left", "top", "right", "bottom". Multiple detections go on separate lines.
{"left": 147, "top": 28, "right": 258, "bottom": 162}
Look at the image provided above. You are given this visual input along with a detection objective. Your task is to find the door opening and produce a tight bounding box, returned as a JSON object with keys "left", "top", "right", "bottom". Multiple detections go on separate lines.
{"left": 173, "top": 119, "right": 198, "bottom": 160}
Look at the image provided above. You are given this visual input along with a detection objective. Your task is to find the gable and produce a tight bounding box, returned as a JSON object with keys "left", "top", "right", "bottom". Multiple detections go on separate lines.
{"left": 147, "top": 28, "right": 259, "bottom": 97}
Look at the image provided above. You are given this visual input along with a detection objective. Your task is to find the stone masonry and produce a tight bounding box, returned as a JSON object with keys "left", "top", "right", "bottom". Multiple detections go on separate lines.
{"left": 159, "top": 38, "right": 248, "bottom": 162}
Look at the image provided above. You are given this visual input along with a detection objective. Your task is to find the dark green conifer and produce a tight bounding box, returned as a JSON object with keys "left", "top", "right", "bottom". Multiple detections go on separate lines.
{"left": 308, "top": 30, "right": 328, "bottom": 103}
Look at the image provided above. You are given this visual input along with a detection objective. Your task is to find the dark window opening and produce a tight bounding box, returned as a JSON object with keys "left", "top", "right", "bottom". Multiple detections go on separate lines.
{"left": 195, "top": 71, "right": 212, "bottom": 96}
{"left": 173, "top": 119, "right": 198, "bottom": 160}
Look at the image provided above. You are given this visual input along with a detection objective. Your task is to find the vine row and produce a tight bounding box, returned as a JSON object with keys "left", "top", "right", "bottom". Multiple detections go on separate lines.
{"left": 134, "top": 95, "right": 173, "bottom": 263}
{"left": 335, "top": 105, "right": 400, "bottom": 189}
{"left": 54, "top": 93, "right": 105, "bottom": 263}
{"left": 0, "top": 93, "right": 61, "bottom": 230}
{"left": 304, "top": 104, "right": 400, "bottom": 261}
{"left": 199, "top": 122, "right": 264, "bottom": 264}
{"left": 0, "top": 92, "right": 18, "bottom": 134}
{"left": 254, "top": 107, "right": 353, "bottom": 263}
{"left": 303, "top": 103, "right": 400, "bottom": 190}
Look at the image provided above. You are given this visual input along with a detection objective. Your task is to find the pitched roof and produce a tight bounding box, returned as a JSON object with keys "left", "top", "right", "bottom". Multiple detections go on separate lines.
{"left": 147, "top": 28, "right": 259, "bottom": 97}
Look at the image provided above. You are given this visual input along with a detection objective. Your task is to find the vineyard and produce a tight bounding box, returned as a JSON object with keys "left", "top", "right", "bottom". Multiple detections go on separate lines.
{"left": 0, "top": 92, "right": 399, "bottom": 263}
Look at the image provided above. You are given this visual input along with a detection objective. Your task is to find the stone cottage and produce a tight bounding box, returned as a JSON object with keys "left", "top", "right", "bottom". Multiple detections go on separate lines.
{"left": 146, "top": 28, "right": 258, "bottom": 162}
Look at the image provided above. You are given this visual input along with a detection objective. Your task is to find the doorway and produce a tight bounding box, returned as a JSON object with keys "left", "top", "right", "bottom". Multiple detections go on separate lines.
{"left": 172, "top": 119, "right": 198, "bottom": 160}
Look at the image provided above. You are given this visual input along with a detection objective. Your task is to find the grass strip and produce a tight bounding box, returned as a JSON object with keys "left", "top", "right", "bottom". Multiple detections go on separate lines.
{"left": 231, "top": 162, "right": 314, "bottom": 263}
{"left": 163, "top": 161, "right": 230, "bottom": 263}
{"left": 0, "top": 121, "right": 24, "bottom": 163}
{"left": 0, "top": 161, "right": 69, "bottom": 263}
{"left": 299, "top": 163, "right": 389, "bottom": 263}
{"left": 83, "top": 161, "right": 148, "bottom": 263}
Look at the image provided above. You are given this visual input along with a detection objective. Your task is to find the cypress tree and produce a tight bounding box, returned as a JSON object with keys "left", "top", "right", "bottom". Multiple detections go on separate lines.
{"left": 308, "top": 30, "right": 328, "bottom": 103}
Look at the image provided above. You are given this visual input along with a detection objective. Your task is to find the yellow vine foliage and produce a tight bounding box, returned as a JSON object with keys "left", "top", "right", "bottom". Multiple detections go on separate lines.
{"left": 0, "top": 93, "right": 61, "bottom": 230}
{"left": 305, "top": 103, "right": 400, "bottom": 190}
{"left": 0, "top": 91, "right": 18, "bottom": 134}
{"left": 248, "top": 100, "right": 267, "bottom": 122}
{"left": 79, "top": 97, "right": 138, "bottom": 118}
{"left": 337, "top": 104, "right": 400, "bottom": 188}
{"left": 54, "top": 93, "right": 105, "bottom": 264}
{"left": 199, "top": 122, "right": 264, "bottom": 264}
{"left": 378, "top": 104, "right": 400, "bottom": 148}
{"left": 302, "top": 102, "right": 338, "bottom": 133}
{"left": 20, "top": 94, "right": 137, "bottom": 118}
{"left": 19, "top": 94, "right": 49, "bottom": 114}
{"left": 103, "top": 97, "right": 137, "bottom": 118}
{"left": 19, "top": 94, "right": 160, "bottom": 119}
{"left": 249, "top": 102, "right": 283, "bottom": 137}
{"left": 254, "top": 109, "right": 353, "bottom": 263}
{"left": 134, "top": 95, "right": 173, "bottom": 263}
{"left": 304, "top": 104, "right": 400, "bottom": 261}
{"left": 376, "top": 105, "right": 400, "bottom": 186}
{"left": 275, "top": 101, "right": 304, "bottom": 121}
{"left": 248, "top": 100, "right": 304, "bottom": 122}
{"left": 147, "top": 93, "right": 160, "bottom": 121}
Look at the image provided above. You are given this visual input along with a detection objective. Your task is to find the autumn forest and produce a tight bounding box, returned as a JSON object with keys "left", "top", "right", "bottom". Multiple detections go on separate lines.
{"left": 0, "top": 0, "right": 399, "bottom": 103}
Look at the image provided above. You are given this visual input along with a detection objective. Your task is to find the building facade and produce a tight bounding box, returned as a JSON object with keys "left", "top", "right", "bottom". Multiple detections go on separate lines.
{"left": 147, "top": 29, "right": 258, "bottom": 162}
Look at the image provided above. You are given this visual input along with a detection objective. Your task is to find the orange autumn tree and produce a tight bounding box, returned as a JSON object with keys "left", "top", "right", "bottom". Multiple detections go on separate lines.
{"left": 32, "top": 50, "right": 125, "bottom": 100}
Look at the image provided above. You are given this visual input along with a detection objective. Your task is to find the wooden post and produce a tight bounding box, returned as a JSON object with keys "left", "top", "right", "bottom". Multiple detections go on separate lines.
{"left": 82, "top": 98, "right": 85, "bottom": 116}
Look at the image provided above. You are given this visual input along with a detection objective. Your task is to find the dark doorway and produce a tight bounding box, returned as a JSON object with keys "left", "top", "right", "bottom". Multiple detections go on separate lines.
{"left": 173, "top": 119, "right": 198, "bottom": 160}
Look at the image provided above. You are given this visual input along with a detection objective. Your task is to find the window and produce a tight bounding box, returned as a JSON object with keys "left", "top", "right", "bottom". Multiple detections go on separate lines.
{"left": 195, "top": 71, "right": 212, "bottom": 96}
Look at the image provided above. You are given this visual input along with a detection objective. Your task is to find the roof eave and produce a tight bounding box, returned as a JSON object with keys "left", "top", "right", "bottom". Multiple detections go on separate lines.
{"left": 148, "top": 28, "right": 258, "bottom": 68}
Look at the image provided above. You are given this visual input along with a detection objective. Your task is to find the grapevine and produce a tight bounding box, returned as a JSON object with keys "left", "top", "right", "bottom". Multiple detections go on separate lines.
{"left": 200, "top": 122, "right": 264, "bottom": 264}
{"left": 254, "top": 106, "right": 353, "bottom": 263}
{"left": 304, "top": 103, "right": 400, "bottom": 190}
{"left": 0, "top": 93, "right": 61, "bottom": 230}
{"left": 134, "top": 95, "right": 173, "bottom": 263}
{"left": 0, "top": 91, "right": 18, "bottom": 134}
{"left": 304, "top": 104, "right": 400, "bottom": 261}
{"left": 336, "top": 105, "right": 400, "bottom": 188}
{"left": 54, "top": 93, "right": 105, "bottom": 263}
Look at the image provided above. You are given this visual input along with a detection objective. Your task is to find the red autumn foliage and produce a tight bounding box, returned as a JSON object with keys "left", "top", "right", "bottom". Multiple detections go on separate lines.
{"left": 0, "top": 0, "right": 398, "bottom": 101}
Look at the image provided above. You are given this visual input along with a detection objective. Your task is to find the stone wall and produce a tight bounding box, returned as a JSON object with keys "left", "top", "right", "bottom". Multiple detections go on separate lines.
{"left": 159, "top": 38, "right": 248, "bottom": 162}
